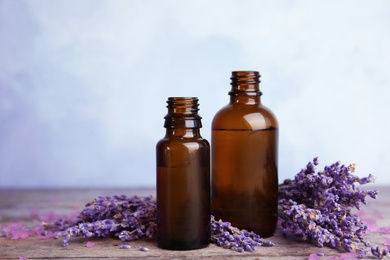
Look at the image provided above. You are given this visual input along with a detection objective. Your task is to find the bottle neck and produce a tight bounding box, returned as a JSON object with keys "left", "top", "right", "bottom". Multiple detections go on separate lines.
{"left": 165, "top": 128, "right": 201, "bottom": 138}
{"left": 163, "top": 97, "right": 202, "bottom": 137}
{"left": 229, "top": 71, "right": 262, "bottom": 104}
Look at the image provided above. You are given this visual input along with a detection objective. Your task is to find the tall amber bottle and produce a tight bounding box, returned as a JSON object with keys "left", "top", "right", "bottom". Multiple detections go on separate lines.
{"left": 211, "top": 71, "right": 278, "bottom": 237}
{"left": 156, "top": 97, "right": 210, "bottom": 250}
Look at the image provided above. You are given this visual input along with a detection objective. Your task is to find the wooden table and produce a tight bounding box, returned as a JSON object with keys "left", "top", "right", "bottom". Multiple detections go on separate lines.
{"left": 0, "top": 187, "right": 389, "bottom": 259}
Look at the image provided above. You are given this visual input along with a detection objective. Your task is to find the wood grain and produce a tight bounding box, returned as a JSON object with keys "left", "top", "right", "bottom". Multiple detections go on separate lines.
{"left": 0, "top": 186, "right": 389, "bottom": 259}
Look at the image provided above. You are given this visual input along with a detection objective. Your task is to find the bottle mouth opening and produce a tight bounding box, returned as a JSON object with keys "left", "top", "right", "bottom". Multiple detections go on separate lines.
{"left": 232, "top": 70, "right": 259, "bottom": 75}
{"left": 167, "top": 97, "right": 198, "bottom": 102}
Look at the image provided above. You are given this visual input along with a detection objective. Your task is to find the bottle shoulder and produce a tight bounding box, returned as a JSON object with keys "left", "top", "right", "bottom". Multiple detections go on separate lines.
{"left": 212, "top": 104, "right": 278, "bottom": 130}
{"left": 156, "top": 136, "right": 210, "bottom": 150}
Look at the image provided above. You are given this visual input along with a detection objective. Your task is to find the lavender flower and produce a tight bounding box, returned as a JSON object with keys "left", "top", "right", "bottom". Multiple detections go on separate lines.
{"left": 139, "top": 246, "right": 149, "bottom": 252}
{"left": 55, "top": 195, "right": 157, "bottom": 246}
{"left": 210, "top": 215, "right": 274, "bottom": 252}
{"left": 48, "top": 157, "right": 387, "bottom": 259}
{"left": 279, "top": 158, "right": 388, "bottom": 259}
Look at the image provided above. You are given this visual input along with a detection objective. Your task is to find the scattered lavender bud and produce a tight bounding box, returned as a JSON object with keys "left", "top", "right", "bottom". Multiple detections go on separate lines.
{"left": 371, "top": 246, "right": 389, "bottom": 259}
{"left": 119, "top": 245, "right": 131, "bottom": 249}
{"left": 85, "top": 241, "right": 95, "bottom": 248}
{"left": 139, "top": 246, "right": 149, "bottom": 252}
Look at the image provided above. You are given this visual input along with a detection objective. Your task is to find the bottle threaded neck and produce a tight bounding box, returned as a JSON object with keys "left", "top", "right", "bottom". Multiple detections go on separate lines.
{"left": 229, "top": 71, "right": 262, "bottom": 96}
{"left": 164, "top": 97, "right": 202, "bottom": 128}
{"left": 166, "top": 97, "right": 199, "bottom": 115}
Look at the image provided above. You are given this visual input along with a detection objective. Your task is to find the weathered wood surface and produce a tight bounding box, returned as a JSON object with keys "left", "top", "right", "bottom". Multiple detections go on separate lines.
{"left": 0, "top": 187, "right": 389, "bottom": 259}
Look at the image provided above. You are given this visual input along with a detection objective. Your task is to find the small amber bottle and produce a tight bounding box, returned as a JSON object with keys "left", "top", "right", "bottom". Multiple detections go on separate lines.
{"left": 211, "top": 71, "right": 279, "bottom": 237}
{"left": 156, "top": 97, "right": 210, "bottom": 250}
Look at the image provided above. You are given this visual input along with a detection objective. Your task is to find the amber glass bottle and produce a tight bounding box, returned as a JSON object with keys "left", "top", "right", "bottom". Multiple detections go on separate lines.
{"left": 156, "top": 97, "right": 210, "bottom": 250}
{"left": 211, "top": 71, "right": 278, "bottom": 238}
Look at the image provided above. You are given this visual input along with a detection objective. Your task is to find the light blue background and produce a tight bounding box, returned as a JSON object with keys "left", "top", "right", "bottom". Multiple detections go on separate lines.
{"left": 1, "top": 0, "right": 389, "bottom": 187}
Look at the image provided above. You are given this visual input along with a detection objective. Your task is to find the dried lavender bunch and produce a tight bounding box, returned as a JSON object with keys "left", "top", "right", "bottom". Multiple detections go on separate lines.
{"left": 54, "top": 195, "right": 273, "bottom": 252}
{"left": 210, "top": 215, "right": 274, "bottom": 252}
{"left": 278, "top": 157, "right": 388, "bottom": 259}
{"left": 52, "top": 157, "right": 387, "bottom": 259}
{"left": 55, "top": 195, "right": 157, "bottom": 246}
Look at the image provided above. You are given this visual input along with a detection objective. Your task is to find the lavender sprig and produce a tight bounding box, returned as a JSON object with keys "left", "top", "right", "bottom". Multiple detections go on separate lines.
{"left": 55, "top": 195, "right": 157, "bottom": 246}
{"left": 279, "top": 157, "right": 388, "bottom": 259}
{"left": 210, "top": 215, "right": 274, "bottom": 252}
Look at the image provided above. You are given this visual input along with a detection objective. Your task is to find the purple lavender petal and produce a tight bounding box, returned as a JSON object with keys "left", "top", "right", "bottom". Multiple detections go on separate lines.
{"left": 139, "top": 246, "right": 149, "bottom": 252}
